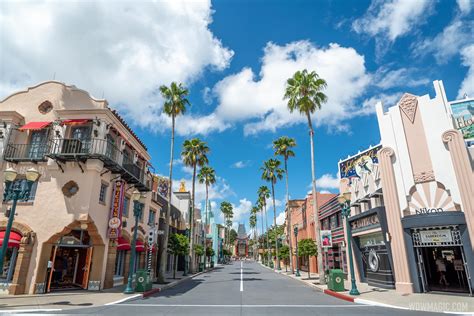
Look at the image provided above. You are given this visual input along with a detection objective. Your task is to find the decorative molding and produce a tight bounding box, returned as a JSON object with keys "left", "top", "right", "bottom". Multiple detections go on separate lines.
{"left": 378, "top": 146, "right": 395, "bottom": 159}
{"left": 62, "top": 180, "right": 79, "bottom": 197}
{"left": 413, "top": 170, "right": 435, "bottom": 184}
{"left": 442, "top": 129, "right": 461, "bottom": 143}
{"left": 399, "top": 93, "right": 418, "bottom": 123}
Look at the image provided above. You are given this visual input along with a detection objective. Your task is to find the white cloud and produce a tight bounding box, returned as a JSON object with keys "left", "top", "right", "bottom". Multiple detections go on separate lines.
{"left": 173, "top": 176, "right": 234, "bottom": 209}
{"left": 316, "top": 174, "right": 340, "bottom": 190}
{"left": 352, "top": 0, "right": 433, "bottom": 41}
{"left": 458, "top": 45, "right": 474, "bottom": 99}
{"left": 276, "top": 211, "right": 286, "bottom": 225}
{"left": 320, "top": 190, "right": 332, "bottom": 194}
{"left": 211, "top": 41, "right": 371, "bottom": 135}
{"left": 229, "top": 198, "right": 253, "bottom": 223}
{"left": 231, "top": 160, "right": 251, "bottom": 168}
{"left": 0, "top": 0, "right": 233, "bottom": 134}
{"left": 373, "top": 68, "right": 430, "bottom": 89}
{"left": 457, "top": 0, "right": 472, "bottom": 14}
{"left": 413, "top": 19, "right": 474, "bottom": 64}
{"left": 358, "top": 92, "right": 402, "bottom": 115}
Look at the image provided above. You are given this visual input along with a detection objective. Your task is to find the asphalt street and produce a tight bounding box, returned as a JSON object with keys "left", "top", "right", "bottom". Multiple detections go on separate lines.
{"left": 42, "top": 261, "right": 443, "bottom": 315}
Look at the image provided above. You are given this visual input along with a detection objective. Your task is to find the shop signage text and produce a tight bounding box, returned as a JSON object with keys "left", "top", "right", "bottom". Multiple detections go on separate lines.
{"left": 108, "top": 181, "right": 125, "bottom": 239}
{"left": 450, "top": 99, "right": 474, "bottom": 141}
{"left": 351, "top": 214, "right": 380, "bottom": 231}
{"left": 419, "top": 229, "right": 452, "bottom": 243}
{"left": 415, "top": 208, "right": 445, "bottom": 215}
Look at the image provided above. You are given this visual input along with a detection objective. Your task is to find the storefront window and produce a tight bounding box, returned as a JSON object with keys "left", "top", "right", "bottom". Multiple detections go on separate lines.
{"left": 114, "top": 250, "right": 126, "bottom": 276}
{"left": 0, "top": 248, "right": 18, "bottom": 283}
{"left": 330, "top": 215, "right": 337, "bottom": 229}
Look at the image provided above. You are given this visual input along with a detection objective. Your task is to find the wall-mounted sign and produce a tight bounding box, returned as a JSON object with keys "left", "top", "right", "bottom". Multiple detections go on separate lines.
{"left": 419, "top": 229, "right": 452, "bottom": 243}
{"left": 108, "top": 181, "right": 126, "bottom": 239}
{"left": 351, "top": 213, "right": 380, "bottom": 231}
{"left": 339, "top": 145, "right": 382, "bottom": 179}
{"left": 321, "top": 230, "right": 332, "bottom": 248}
{"left": 157, "top": 176, "right": 170, "bottom": 198}
{"left": 415, "top": 208, "right": 445, "bottom": 215}
{"left": 450, "top": 99, "right": 474, "bottom": 141}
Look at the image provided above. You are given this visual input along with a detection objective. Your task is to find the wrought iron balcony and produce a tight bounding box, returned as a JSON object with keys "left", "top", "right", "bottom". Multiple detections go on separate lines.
{"left": 3, "top": 143, "right": 50, "bottom": 162}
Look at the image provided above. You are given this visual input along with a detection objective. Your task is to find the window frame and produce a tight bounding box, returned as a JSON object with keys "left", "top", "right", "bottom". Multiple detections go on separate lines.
{"left": 99, "top": 182, "right": 109, "bottom": 204}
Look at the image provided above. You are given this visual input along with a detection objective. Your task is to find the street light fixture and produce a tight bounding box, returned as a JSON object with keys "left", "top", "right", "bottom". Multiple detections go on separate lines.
{"left": 1, "top": 167, "right": 40, "bottom": 275}
{"left": 124, "top": 191, "right": 145, "bottom": 294}
{"left": 293, "top": 225, "right": 301, "bottom": 277}
{"left": 338, "top": 192, "right": 360, "bottom": 296}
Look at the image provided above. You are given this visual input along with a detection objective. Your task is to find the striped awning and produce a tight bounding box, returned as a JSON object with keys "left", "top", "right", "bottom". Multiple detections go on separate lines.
{"left": 135, "top": 240, "right": 145, "bottom": 252}
{"left": 0, "top": 231, "right": 22, "bottom": 248}
{"left": 117, "top": 237, "right": 131, "bottom": 251}
{"left": 19, "top": 121, "right": 51, "bottom": 130}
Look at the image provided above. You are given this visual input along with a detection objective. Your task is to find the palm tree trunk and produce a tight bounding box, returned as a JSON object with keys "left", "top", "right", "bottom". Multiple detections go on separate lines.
{"left": 189, "top": 164, "right": 197, "bottom": 273}
{"left": 204, "top": 185, "right": 208, "bottom": 269}
{"left": 264, "top": 203, "right": 270, "bottom": 265}
{"left": 307, "top": 112, "right": 325, "bottom": 284}
{"left": 260, "top": 209, "right": 265, "bottom": 262}
{"left": 284, "top": 158, "right": 294, "bottom": 274}
{"left": 272, "top": 182, "right": 280, "bottom": 270}
{"left": 158, "top": 114, "right": 175, "bottom": 283}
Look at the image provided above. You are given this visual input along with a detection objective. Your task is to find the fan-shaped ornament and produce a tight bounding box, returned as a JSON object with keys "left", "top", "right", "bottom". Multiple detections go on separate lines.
{"left": 408, "top": 182, "right": 456, "bottom": 215}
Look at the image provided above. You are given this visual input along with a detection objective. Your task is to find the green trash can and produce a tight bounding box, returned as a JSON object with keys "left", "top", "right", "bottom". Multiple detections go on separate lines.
{"left": 210, "top": 261, "right": 214, "bottom": 268}
{"left": 135, "top": 269, "right": 152, "bottom": 292}
{"left": 199, "top": 263, "right": 204, "bottom": 272}
{"left": 328, "top": 269, "right": 345, "bottom": 292}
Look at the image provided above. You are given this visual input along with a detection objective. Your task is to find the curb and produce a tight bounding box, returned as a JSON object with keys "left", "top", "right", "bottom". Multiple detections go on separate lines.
{"left": 142, "top": 268, "right": 213, "bottom": 299}
{"left": 323, "top": 289, "right": 354, "bottom": 302}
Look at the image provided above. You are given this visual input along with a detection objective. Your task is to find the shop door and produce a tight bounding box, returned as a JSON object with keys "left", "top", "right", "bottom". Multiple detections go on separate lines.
{"left": 81, "top": 247, "right": 93, "bottom": 289}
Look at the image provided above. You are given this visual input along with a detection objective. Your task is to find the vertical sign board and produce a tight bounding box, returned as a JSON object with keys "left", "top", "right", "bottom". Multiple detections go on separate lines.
{"left": 339, "top": 144, "right": 382, "bottom": 179}
{"left": 450, "top": 99, "right": 474, "bottom": 145}
{"left": 108, "top": 180, "right": 125, "bottom": 239}
{"left": 321, "top": 230, "right": 333, "bottom": 248}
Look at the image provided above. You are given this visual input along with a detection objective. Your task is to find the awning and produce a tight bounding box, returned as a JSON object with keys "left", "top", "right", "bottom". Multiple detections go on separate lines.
{"left": 146, "top": 244, "right": 157, "bottom": 253}
{"left": 117, "top": 237, "right": 131, "bottom": 251}
{"left": 0, "top": 231, "right": 22, "bottom": 248}
{"left": 61, "top": 119, "right": 90, "bottom": 125}
{"left": 19, "top": 121, "right": 51, "bottom": 131}
{"left": 135, "top": 240, "right": 145, "bottom": 252}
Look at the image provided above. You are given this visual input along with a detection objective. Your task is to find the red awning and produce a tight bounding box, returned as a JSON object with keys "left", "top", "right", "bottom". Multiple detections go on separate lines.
{"left": 19, "top": 121, "right": 51, "bottom": 131}
{"left": 61, "top": 119, "right": 90, "bottom": 125}
{"left": 117, "top": 237, "right": 131, "bottom": 251}
{"left": 0, "top": 231, "right": 22, "bottom": 248}
{"left": 135, "top": 240, "right": 145, "bottom": 252}
{"left": 146, "top": 244, "right": 157, "bottom": 253}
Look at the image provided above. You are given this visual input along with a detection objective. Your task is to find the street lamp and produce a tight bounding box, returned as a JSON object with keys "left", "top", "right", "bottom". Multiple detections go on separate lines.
{"left": 338, "top": 192, "right": 360, "bottom": 296}
{"left": 293, "top": 225, "right": 301, "bottom": 277}
{"left": 124, "top": 190, "right": 146, "bottom": 294}
{"left": 1, "top": 168, "right": 40, "bottom": 274}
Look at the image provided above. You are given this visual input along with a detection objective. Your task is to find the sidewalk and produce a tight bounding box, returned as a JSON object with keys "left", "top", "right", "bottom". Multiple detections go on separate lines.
{"left": 263, "top": 264, "right": 474, "bottom": 314}
{"left": 0, "top": 267, "right": 215, "bottom": 313}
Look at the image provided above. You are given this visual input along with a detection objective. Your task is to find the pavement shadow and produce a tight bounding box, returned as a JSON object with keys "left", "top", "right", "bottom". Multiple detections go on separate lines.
{"left": 0, "top": 301, "right": 94, "bottom": 309}
{"left": 229, "top": 272, "right": 260, "bottom": 275}
{"left": 148, "top": 278, "right": 204, "bottom": 299}
{"left": 232, "top": 278, "right": 263, "bottom": 281}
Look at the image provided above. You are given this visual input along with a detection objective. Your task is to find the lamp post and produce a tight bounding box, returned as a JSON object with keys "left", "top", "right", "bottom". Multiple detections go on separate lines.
{"left": 293, "top": 225, "right": 301, "bottom": 277}
{"left": 338, "top": 192, "right": 360, "bottom": 296}
{"left": 124, "top": 190, "right": 145, "bottom": 294}
{"left": 1, "top": 168, "right": 40, "bottom": 275}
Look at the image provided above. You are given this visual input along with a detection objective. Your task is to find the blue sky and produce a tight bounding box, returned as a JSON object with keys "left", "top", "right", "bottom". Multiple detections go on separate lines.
{"left": 1, "top": 0, "right": 473, "bottom": 232}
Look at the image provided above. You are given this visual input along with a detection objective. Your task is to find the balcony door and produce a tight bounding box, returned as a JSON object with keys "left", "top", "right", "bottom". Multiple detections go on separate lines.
{"left": 64, "top": 126, "right": 90, "bottom": 154}
{"left": 28, "top": 130, "right": 47, "bottom": 159}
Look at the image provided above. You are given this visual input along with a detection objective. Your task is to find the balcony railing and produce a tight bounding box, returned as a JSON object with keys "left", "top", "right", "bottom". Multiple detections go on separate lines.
{"left": 3, "top": 143, "right": 50, "bottom": 162}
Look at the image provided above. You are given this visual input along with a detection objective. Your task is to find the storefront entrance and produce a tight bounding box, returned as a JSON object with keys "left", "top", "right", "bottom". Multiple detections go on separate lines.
{"left": 412, "top": 226, "right": 472, "bottom": 295}
{"left": 46, "top": 230, "right": 93, "bottom": 292}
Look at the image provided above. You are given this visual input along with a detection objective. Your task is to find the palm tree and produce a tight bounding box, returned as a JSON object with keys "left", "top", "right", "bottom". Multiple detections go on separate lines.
{"left": 249, "top": 207, "right": 258, "bottom": 260}
{"left": 256, "top": 199, "right": 265, "bottom": 262}
{"left": 198, "top": 166, "right": 216, "bottom": 269}
{"left": 284, "top": 69, "right": 328, "bottom": 283}
{"left": 273, "top": 136, "right": 296, "bottom": 274}
{"left": 257, "top": 186, "right": 271, "bottom": 266}
{"left": 158, "top": 82, "right": 190, "bottom": 283}
{"left": 220, "top": 201, "right": 233, "bottom": 248}
{"left": 181, "top": 138, "right": 210, "bottom": 273}
{"left": 261, "top": 159, "right": 284, "bottom": 270}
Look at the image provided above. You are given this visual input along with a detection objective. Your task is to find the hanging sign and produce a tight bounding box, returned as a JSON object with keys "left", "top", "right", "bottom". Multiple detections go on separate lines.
{"left": 108, "top": 180, "right": 126, "bottom": 239}
{"left": 339, "top": 145, "right": 382, "bottom": 179}
{"left": 419, "top": 229, "right": 452, "bottom": 243}
{"left": 321, "top": 230, "right": 333, "bottom": 248}
{"left": 450, "top": 99, "right": 474, "bottom": 141}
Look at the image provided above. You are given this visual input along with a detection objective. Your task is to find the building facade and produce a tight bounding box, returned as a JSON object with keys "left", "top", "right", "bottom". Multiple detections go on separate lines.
{"left": 340, "top": 80, "right": 474, "bottom": 295}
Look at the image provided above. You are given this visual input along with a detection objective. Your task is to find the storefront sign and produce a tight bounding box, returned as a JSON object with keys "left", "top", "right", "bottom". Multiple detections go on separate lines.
{"left": 415, "top": 208, "right": 445, "bottom": 215}
{"left": 450, "top": 99, "right": 474, "bottom": 141}
{"left": 339, "top": 145, "right": 382, "bottom": 179}
{"left": 108, "top": 181, "right": 125, "bottom": 239}
{"left": 351, "top": 213, "right": 380, "bottom": 231}
{"left": 321, "top": 230, "right": 332, "bottom": 248}
{"left": 419, "top": 229, "right": 452, "bottom": 243}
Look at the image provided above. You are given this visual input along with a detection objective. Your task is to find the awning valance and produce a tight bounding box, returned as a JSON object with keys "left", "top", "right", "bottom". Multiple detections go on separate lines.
{"left": 61, "top": 119, "right": 90, "bottom": 126}
{"left": 0, "top": 231, "right": 22, "bottom": 248}
{"left": 117, "top": 237, "right": 131, "bottom": 251}
{"left": 135, "top": 240, "right": 145, "bottom": 252}
{"left": 19, "top": 121, "right": 51, "bottom": 131}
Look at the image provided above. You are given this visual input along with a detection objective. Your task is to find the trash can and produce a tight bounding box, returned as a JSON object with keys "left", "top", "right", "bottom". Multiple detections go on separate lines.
{"left": 210, "top": 261, "right": 214, "bottom": 268}
{"left": 135, "top": 269, "right": 152, "bottom": 292}
{"left": 327, "top": 269, "right": 345, "bottom": 292}
{"left": 199, "top": 263, "right": 204, "bottom": 272}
